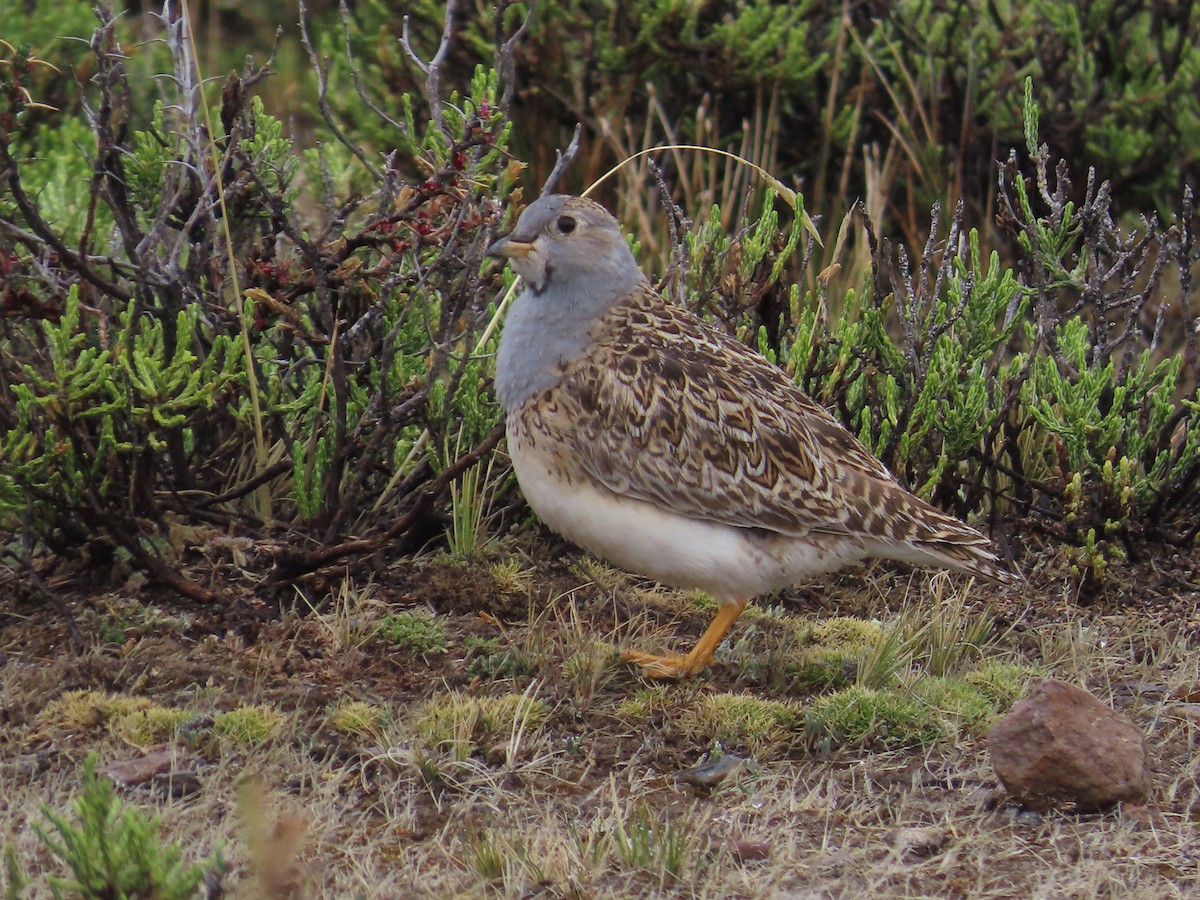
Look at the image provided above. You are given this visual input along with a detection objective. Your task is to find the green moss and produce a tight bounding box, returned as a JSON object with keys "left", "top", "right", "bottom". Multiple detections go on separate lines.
{"left": 464, "top": 635, "right": 538, "bottom": 680}
{"left": 964, "top": 660, "right": 1040, "bottom": 709}
{"left": 111, "top": 706, "right": 195, "bottom": 745}
{"left": 807, "top": 687, "right": 941, "bottom": 750}
{"left": 413, "top": 692, "right": 548, "bottom": 754}
{"left": 909, "top": 676, "right": 998, "bottom": 737}
{"left": 563, "top": 640, "right": 621, "bottom": 691}
{"left": 680, "top": 693, "right": 802, "bottom": 756}
{"left": 806, "top": 617, "right": 884, "bottom": 648}
{"left": 213, "top": 705, "right": 284, "bottom": 746}
{"left": 788, "top": 646, "right": 862, "bottom": 690}
{"left": 39, "top": 691, "right": 153, "bottom": 731}
{"left": 327, "top": 701, "right": 389, "bottom": 738}
{"left": 613, "top": 686, "right": 674, "bottom": 721}
{"left": 782, "top": 616, "right": 886, "bottom": 689}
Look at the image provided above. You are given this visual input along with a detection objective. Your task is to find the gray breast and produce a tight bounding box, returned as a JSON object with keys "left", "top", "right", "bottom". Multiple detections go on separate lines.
{"left": 495, "top": 278, "right": 644, "bottom": 413}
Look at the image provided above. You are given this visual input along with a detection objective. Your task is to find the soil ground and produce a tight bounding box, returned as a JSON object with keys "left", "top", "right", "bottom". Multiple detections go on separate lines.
{"left": 2, "top": 531, "right": 1199, "bottom": 898}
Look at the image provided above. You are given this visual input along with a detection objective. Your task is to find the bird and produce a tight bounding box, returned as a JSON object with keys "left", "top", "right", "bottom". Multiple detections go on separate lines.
{"left": 488, "top": 194, "right": 1015, "bottom": 679}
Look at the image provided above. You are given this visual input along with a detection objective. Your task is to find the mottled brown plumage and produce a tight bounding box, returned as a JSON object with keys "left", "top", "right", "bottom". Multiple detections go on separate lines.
{"left": 490, "top": 195, "right": 1015, "bottom": 678}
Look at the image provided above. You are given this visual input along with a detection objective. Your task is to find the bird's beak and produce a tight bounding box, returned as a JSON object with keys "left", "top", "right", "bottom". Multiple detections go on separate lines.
{"left": 487, "top": 234, "right": 534, "bottom": 259}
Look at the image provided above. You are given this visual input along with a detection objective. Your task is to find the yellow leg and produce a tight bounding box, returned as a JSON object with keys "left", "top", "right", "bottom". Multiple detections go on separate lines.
{"left": 622, "top": 598, "right": 749, "bottom": 679}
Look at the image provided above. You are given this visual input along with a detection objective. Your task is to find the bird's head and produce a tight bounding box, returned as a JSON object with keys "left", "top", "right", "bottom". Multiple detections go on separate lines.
{"left": 488, "top": 195, "right": 641, "bottom": 296}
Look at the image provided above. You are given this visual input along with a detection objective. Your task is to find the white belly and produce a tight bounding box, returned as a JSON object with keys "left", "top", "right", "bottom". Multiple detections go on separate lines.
{"left": 509, "top": 426, "right": 864, "bottom": 601}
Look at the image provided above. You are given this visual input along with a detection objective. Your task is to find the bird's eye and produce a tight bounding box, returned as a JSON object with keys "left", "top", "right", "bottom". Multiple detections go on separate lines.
{"left": 556, "top": 215, "right": 576, "bottom": 234}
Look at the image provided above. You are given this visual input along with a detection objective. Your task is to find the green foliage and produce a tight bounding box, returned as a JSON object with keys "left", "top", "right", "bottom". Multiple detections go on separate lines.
{"left": 888, "top": 0, "right": 1200, "bottom": 214}
{"left": 29, "top": 754, "right": 216, "bottom": 899}
{"left": 464, "top": 635, "right": 538, "bottom": 681}
{"left": 678, "top": 693, "right": 802, "bottom": 757}
{"left": 964, "top": 660, "right": 1038, "bottom": 708}
{"left": 0, "top": 5, "right": 519, "bottom": 589}
{"left": 0, "top": 288, "right": 243, "bottom": 533}
{"left": 327, "top": 700, "right": 390, "bottom": 737}
{"left": 4, "top": 1, "right": 1200, "bottom": 603}
{"left": 4, "top": 845, "right": 29, "bottom": 900}
{"left": 378, "top": 611, "right": 449, "bottom": 656}
{"left": 908, "top": 675, "right": 997, "bottom": 737}
{"left": 609, "top": 803, "right": 692, "bottom": 886}
{"left": 413, "top": 692, "right": 548, "bottom": 761}
{"left": 386, "top": 0, "right": 1200, "bottom": 244}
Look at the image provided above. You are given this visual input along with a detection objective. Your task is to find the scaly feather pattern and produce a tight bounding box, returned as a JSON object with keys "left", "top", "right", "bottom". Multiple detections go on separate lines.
{"left": 490, "top": 195, "right": 1016, "bottom": 678}
{"left": 513, "top": 281, "right": 1012, "bottom": 584}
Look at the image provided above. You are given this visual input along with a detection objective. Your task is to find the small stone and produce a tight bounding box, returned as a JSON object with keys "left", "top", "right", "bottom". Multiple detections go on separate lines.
{"left": 1013, "top": 808, "right": 1044, "bottom": 826}
{"left": 731, "top": 837, "right": 772, "bottom": 862}
{"left": 103, "top": 749, "right": 194, "bottom": 788}
{"left": 676, "top": 753, "right": 749, "bottom": 789}
{"left": 1166, "top": 703, "right": 1200, "bottom": 723}
{"left": 892, "top": 826, "right": 948, "bottom": 858}
{"left": 988, "top": 679, "right": 1148, "bottom": 812}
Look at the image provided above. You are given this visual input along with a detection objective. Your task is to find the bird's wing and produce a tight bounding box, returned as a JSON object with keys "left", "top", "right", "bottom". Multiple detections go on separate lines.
{"left": 543, "top": 284, "right": 975, "bottom": 549}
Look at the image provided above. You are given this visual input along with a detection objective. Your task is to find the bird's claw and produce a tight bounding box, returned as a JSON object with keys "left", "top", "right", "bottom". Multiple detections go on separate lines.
{"left": 621, "top": 649, "right": 703, "bottom": 680}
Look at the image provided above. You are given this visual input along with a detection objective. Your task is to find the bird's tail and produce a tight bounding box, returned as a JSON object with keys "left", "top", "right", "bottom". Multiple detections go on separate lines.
{"left": 868, "top": 502, "right": 1019, "bottom": 586}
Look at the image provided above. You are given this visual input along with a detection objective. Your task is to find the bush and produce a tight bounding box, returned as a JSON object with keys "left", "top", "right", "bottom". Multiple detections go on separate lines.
{"left": 378, "top": 611, "right": 449, "bottom": 656}
{"left": 0, "top": 2, "right": 522, "bottom": 600}
{"left": 9, "top": 753, "right": 221, "bottom": 898}
{"left": 2, "top": 3, "right": 1198, "bottom": 604}
{"left": 389, "top": 0, "right": 1200, "bottom": 243}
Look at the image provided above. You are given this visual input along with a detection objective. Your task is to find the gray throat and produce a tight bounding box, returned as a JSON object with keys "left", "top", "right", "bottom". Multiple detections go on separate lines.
{"left": 495, "top": 273, "right": 644, "bottom": 413}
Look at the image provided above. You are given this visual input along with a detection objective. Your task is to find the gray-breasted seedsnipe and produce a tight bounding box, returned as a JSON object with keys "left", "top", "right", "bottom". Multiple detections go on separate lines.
{"left": 489, "top": 195, "right": 1015, "bottom": 679}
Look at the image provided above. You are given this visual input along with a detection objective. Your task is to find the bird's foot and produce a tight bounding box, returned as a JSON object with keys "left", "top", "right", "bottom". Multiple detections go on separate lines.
{"left": 621, "top": 649, "right": 709, "bottom": 680}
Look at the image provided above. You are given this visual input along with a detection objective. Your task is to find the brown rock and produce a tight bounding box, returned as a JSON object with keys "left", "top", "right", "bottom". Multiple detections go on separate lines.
{"left": 102, "top": 749, "right": 199, "bottom": 797}
{"left": 988, "top": 679, "right": 1148, "bottom": 812}
{"left": 1166, "top": 703, "right": 1200, "bottom": 723}
{"left": 731, "top": 837, "right": 772, "bottom": 862}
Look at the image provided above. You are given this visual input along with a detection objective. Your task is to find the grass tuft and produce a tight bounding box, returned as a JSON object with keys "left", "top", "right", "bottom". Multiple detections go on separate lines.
{"left": 679, "top": 693, "right": 803, "bottom": 757}
{"left": 413, "top": 692, "right": 548, "bottom": 756}
{"left": 111, "top": 706, "right": 195, "bottom": 745}
{"left": 963, "top": 660, "right": 1040, "bottom": 708}
{"left": 908, "top": 675, "right": 999, "bottom": 737}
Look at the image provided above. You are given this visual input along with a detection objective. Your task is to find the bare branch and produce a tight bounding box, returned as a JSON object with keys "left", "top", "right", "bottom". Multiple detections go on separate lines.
{"left": 540, "top": 122, "right": 581, "bottom": 196}
{"left": 494, "top": 0, "right": 536, "bottom": 112}
{"left": 297, "top": 0, "right": 382, "bottom": 179}
{"left": 336, "top": 0, "right": 406, "bottom": 135}
{"left": 400, "top": 0, "right": 458, "bottom": 133}
{"left": 0, "top": 142, "right": 133, "bottom": 301}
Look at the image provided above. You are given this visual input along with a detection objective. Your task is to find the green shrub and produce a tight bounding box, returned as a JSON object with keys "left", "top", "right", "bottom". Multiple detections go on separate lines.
{"left": 16, "top": 754, "right": 220, "bottom": 898}
{"left": 378, "top": 611, "right": 449, "bottom": 657}
{"left": 0, "top": 2, "right": 518, "bottom": 598}
{"left": 4, "top": 2, "right": 1199, "bottom": 603}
